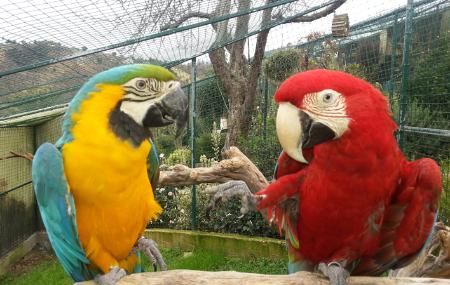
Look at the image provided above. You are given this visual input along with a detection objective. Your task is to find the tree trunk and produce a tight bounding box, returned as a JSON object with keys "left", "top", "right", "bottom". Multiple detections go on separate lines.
{"left": 222, "top": 80, "right": 256, "bottom": 149}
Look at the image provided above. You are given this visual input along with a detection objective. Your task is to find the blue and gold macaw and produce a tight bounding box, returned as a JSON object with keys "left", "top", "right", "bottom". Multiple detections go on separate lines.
{"left": 32, "top": 64, "right": 188, "bottom": 284}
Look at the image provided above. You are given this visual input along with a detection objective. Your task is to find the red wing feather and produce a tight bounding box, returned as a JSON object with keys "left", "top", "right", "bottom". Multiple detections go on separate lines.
{"left": 354, "top": 158, "right": 442, "bottom": 276}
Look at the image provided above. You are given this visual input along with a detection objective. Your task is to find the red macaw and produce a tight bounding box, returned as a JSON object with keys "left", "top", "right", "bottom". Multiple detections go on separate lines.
{"left": 256, "top": 69, "right": 442, "bottom": 284}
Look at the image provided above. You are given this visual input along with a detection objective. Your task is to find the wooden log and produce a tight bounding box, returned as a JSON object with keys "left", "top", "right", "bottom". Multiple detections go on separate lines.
{"left": 75, "top": 270, "right": 450, "bottom": 285}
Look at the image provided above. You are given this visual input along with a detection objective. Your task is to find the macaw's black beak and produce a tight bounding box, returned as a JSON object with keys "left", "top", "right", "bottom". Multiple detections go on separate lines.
{"left": 299, "top": 111, "right": 335, "bottom": 149}
{"left": 142, "top": 86, "right": 188, "bottom": 138}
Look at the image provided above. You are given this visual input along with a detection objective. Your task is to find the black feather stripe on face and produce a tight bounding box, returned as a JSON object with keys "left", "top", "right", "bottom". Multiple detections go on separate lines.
{"left": 109, "top": 102, "right": 151, "bottom": 147}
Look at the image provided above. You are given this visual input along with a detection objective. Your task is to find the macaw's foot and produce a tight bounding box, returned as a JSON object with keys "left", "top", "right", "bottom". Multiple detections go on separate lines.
{"left": 94, "top": 266, "right": 126, "bottom": 285}
{"left": 137, "top": 237, "right": 167, "bottom": 271}
{"left": 318, "top": 262, "right": 350, "bottom": 285}
{"left": 205, "top": 180, "right": 258, "bottom": 218}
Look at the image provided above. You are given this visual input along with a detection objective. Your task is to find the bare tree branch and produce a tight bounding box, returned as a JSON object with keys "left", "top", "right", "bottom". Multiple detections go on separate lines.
{"left": 249, "top": 0, "right": 273, "bottom": 85}
{"left": 211, "top": 0, "right": 232, "bottom": 52}
{"left": 0, "top": 151, "right": 34, "bottom": 161}
{"left": 283, "top": 0, "right": 346, "bottom": 23}
{"left": 160, "top": 11, "right": 213, "bottom": 31}
{"left": 230, "top": 0, "right": 251, "bottom": 69}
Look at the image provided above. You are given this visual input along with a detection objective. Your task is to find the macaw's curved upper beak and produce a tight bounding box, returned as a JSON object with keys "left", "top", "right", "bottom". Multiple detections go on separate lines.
{"left": 142, "top": 86, "right": 188, "bottom": 138}
{"left": 276, "top": 102, "right": 335, "bottom": 163}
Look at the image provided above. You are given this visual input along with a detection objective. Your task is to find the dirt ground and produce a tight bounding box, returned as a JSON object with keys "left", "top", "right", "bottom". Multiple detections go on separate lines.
{"left": 8, "top": 245, "right": 55, "bottom": 276}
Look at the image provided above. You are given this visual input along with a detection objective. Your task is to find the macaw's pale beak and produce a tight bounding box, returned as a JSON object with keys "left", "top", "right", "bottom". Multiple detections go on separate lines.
{"left": 276, "top": 102, "right": 335, "bottom": 163}
{"left": 142, "top": 86, "right": 188, "bottom": 138}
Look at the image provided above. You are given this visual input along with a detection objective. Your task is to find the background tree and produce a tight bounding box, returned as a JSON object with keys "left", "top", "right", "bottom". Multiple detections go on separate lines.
{"left": 158, "top": 0, "right": 346, "bottom": 149}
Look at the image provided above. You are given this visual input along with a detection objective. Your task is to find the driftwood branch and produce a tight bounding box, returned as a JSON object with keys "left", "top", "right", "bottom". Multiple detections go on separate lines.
{"left": 159, "top": 147, "right": 268, "bottom": 192}
{"left": 75, "top": 270, "right": 450, "bottom": 285}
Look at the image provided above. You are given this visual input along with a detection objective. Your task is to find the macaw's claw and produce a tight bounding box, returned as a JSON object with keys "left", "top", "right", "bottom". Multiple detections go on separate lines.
{"left": 137, "top": 237, "right": 167, "bottom": 271}
{"left": 205, "top": 180, "right": 258, "bottom": 218}
{"left": 318, "top": 262, "right": 350, "bottom": 285}
{"left": 94, "top": 266, "right": 126, "bottom": 285}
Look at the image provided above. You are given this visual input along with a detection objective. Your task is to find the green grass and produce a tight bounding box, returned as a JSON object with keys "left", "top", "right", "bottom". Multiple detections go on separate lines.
{"left": 0, "top": 248, "right": 288, "bottom": 285}
{"left": 0, "top": 260, "right": 72, "bottom": 285}
{"left": 158, "top": 248, "right": 288, "bottom": 274}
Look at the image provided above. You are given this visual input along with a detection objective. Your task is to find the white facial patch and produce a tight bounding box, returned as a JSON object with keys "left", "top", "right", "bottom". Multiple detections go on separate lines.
{"left": 120, "top": 99, "right": 155, "bottom": 126}
{"left": 302, "top": 89, "right": 350, "bottom": 138}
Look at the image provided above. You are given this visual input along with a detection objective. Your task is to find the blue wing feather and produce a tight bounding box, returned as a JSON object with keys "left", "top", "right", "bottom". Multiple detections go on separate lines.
{"left": 147, "top": 138, "right": 160, "bottom": 190}
{"left": 32, "top": 143, "right": 92, "bottom": 282}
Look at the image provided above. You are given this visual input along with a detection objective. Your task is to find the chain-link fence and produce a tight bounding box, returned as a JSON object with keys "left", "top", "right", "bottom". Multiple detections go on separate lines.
{"left": 0, "top": 0, "right": 449, "bottom": 258}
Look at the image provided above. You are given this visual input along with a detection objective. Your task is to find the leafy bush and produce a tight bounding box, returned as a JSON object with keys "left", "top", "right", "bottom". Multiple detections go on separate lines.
{"left": 263, "top": 49, "right": 301, "bottom": 84}
{"left": 439, "top": 158, "right": 450, "bottom": 225}
{"left": 195, "top": 126, "right": 225, "bottom": 163}
{"left": 151, "top": 185, "right": 280, "bottom": 238}
{"left": 389, "top": 96, "right": 450, "bottom": 159}
{"left": 410, "top": 37, "right": 450, "bottom": 111}
{"left": 153, "top": 133, "right": 176, "bottom": 159}
{"left": 165, "top": 148, "right": 191, "bottom": 166}
{"left": 196, "top": 77, "right": 227, "bottom": 130}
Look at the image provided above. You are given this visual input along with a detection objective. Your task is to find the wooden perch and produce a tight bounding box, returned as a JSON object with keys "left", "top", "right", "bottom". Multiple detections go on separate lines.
{"left": 75, "top": 270, "right": 450, "bottom": 285}
{"left": 159, "top": 147, "right": 268, "bottom": 192}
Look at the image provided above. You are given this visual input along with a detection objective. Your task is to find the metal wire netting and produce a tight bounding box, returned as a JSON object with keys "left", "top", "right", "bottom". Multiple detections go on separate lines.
{"left": 0, "top": 127, "right": 37, "bottom": 257}
{"left": 0, "top": 0, "right": 348, "bottom": 117}
{"left": 0, "top": 0, "right": 449, "bottom": 257}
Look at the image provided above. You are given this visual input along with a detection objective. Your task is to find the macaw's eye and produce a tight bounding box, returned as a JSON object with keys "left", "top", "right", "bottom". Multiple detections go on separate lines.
{"left": 323, "top": 93, "right": 333, "bottom": 103}
{"left": 136, "top": 80, "right": 146, "bottom": 89}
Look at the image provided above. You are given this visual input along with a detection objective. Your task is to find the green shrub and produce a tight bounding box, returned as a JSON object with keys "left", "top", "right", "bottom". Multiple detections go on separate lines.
{"left": 263, "top": 49, "right": 301, "bottom": 84}
{"left": 151, "top": 185, "right": 280, "bottom": 238}
{"left": 438, "top": 159, "right": 450, "bottom": 224}
{"left": 389, "top": 97, "right": 450, "bottom": 159}
{"left": 153, "top": 133, "right": 176, "bottom": 158}
{"left": 165, "top": 148, "right": 191, "bottom": 166}
{"left": 410, "top": 37, "right": 450, "bottom": 111}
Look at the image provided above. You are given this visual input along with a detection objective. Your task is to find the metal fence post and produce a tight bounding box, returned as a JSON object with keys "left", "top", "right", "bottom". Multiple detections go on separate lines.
{"left": 398, "top": 0, "right": 414, "bottom": 150}
{"left": 263, "top": 77, "right": 269, "bottom": 141}
{"left": 388, "top": 11, "right": 399, "bottom": 105}
{"left": 190, "top": 57, "right": 197, "bottom": 230}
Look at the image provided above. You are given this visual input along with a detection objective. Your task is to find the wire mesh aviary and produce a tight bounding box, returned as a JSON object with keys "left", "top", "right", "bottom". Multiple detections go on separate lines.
{"left": 0, "top": 0, "right": 449, "bottom": 282}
